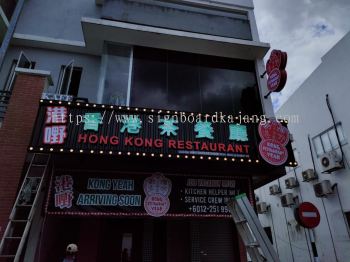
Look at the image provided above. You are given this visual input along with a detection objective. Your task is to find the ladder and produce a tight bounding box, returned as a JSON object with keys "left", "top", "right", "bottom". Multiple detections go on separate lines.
{"left": 227, "top": 194, "right": 280, "bottom": 262}
{"left": 0, "top": 153, "right": 50, "bottom": 262}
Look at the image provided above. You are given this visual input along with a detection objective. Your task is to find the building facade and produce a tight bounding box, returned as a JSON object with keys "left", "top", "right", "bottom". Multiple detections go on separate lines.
{"left": 255, "top": 31, "right": 350, "bottom": 262}
{"left": 0, "top": 0, "right": 295, "bottom": 261}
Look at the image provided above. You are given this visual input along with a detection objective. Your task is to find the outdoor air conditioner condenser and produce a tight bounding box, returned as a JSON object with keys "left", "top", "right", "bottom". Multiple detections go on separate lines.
{"left": 256, "top": 202, "right": 269, "bottom": 214}
{"left": 269, "top": 185, "right": 281, "bottom": 195}
{"left": 314, "top": 180, "right": 333, "bottom": 197}
{"left": 302, "top": 169, "right": 318, "bottom": 182}
{"left": 285, "top": 177, "right": 299, "bottom": 189}
{"left": 319, "top": 150, "right": 343, "bottom": 173}
{"left": 281, "top": 193, "right": 295, "bottom": 207}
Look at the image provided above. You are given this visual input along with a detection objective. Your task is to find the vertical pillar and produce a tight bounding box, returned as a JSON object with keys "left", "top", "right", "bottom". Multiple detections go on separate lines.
{"left": 0, "top": 68, "right": 52, "bottom": 238}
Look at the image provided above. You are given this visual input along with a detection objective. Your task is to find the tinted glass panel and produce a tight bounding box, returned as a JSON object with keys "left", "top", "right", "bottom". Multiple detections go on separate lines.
{"left": 102, "top": 45, "right": 132, "bottom": 105}
{"left": 131, "top": 46, "right": 260, "bottom": 114}
{"left": 321, "top": 133, "right": 332, "bottom": 152}
{"left": 167, "top": 51, "right": 201, "bottom": 112}
{"left": 328, "top": 128, "right": 339, "bottom": 148}
{"left": 313, "top": 136, "right": 323, "bottom": 156}
{"left": 131, "top": 47, "right": 168, "bottom": 109}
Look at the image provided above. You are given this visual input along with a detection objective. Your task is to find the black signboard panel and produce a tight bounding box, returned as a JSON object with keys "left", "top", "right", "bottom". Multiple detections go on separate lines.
{"left": 29, "top": 100, "right": 296, "bottom": 166}
{"left": 46, "top": 170, "right": 251, "bottom": 218}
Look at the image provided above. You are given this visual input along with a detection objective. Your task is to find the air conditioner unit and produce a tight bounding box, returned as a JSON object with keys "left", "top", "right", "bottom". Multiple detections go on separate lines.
{"left": 314, "top": 180, "right": 333, "bottom": 198}
{"left": 302, "top": 169, "right": 318, "bottom": 182}
{"left": 281, "top": 193, "right": 295, "bottom": 207}
{"left": 320, "top": 151, "right": 343, "bottom": 173}
{"left": 285, "top": 177, "right": 299, "bottom": 189}
{"left": 256, "top": 202, "right": 269, "bottom": 214}
{"left": 269, "top": 185, "right": 281, "bottom": 195}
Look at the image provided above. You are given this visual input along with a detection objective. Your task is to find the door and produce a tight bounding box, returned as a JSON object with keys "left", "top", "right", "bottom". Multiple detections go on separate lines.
{"left": 97, "top": 219, "right": 143, "bottom": 262}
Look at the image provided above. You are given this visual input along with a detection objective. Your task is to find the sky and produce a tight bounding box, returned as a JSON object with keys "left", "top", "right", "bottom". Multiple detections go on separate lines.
{"left": 253, "top": 0, "right": 350, "bottom": 111}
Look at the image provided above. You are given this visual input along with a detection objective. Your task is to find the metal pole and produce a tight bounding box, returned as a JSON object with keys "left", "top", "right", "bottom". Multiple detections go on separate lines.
{"left": 0, "top": 0, "right": 26, "bottom": 71}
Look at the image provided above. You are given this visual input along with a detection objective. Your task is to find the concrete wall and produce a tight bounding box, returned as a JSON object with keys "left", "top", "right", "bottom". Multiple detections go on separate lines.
{"left": 255, "top": 32, "right": 350, "bottom": 262}
{"left": 15, "top": 0, "right": 101, "bottom": 42}
{"left": 14, "top": 0, "right": 253, "bottom": 42}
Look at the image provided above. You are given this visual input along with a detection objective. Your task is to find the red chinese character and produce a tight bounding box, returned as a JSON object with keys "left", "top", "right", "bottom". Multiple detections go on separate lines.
{"left": 55, "top": 175, "right": 73, "bottom": 192}
{"left": 46, "top": 106, "right": 67, "bottom": 124}
{"left": 54, "top": 191, "right": 74, "bottom": 209}
{"left": 43, "top": 125, "right": 67, "bottom": 144}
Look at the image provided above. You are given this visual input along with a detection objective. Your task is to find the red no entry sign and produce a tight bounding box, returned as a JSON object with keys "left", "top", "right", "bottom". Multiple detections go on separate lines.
{"left": 296, "top": 202, "right": 320, "bottom": 228}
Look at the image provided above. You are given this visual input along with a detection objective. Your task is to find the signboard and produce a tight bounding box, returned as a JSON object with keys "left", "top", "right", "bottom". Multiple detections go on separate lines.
{"left": 41, "top": 93, "right": 73, "bottom": 102}
{"left": 295, "top": 202, "right": 320, "bottom": 228}
{"left": 258, "top": 120, "right": 290, "bottom": 166}
{"left": 29, "top": 100, "right": 296, "bottom": 166}
{"left": 266, "top": 50, "right": 288, "bottom": 93}
{"left": 46, "top": 170, "right": 251, "bottom": 218}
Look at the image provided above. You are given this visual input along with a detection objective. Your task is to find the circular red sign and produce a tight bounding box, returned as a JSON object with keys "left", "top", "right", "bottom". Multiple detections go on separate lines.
{"left": 144, "top": 194, "right": 170, "bottom": 217}
{"left": 258, "top": 120, "right": 289, "bottom": 146}
{"left": 267, "top": 68, "right": 287, "bottom": 92}
{"left": 259, "top": 139, "right": 288, "bottom": 166}
{"left": 266, "top": 50, "right": 287, "bottom": 74}
{"left": 296, "top": 202, "right": 320, "bottom": 228}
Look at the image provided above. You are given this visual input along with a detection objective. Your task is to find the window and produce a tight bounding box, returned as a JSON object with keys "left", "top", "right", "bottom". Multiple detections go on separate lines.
{"left": 131, "top": 46, "right": 261, "bottom": 114}
{"left": 56, "top": 61, "right": 82, "bottom": 97}
{"left": 98, "top": 44, "right": 132, "bottom": 106}
{"left": 312, "top": 124, "right": 346, "bottom": 157}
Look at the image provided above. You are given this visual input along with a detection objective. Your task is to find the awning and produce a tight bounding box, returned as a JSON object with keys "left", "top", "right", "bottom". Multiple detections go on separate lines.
{"left": 81, "top": 17, "right": 270, "bottom": 60}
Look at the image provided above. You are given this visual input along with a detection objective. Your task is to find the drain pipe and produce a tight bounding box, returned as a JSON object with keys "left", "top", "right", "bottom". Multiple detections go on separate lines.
{"left": 0, "top": 0, "right": 26, "bottom": 71}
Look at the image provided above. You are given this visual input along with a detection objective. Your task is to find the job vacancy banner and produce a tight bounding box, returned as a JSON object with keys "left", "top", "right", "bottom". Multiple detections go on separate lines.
{"left": 29, "top": 100, "right": 296, "bottom": 166}
{"left": 46, "top": 171, "right": 251, "bottom": 218}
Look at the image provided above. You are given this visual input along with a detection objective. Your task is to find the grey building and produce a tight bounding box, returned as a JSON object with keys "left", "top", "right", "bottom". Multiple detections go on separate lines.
{"left": 0, "top": 1, "right": 294, "bottom": 262}
{"left": 255, "top": 31, "right": 350, "bottom": 262}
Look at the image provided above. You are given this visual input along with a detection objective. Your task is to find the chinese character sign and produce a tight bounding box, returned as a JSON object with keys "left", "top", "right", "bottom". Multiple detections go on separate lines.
{"left": 195, "top": 121, "right": 214, "bottom": 139}
{"left": 120, "top": 115, "right": 142, "bottom": 134}
{"left": 43, "top": 106, "right": 68, "bottom": 145}
{"left": 54, "top": 175, "right": 74, "bottom": 209}
{"left": 44, "top": 125, "right": 67, "bottom": 144}
{"left": 158, "top": 118, "right": 179, "bottom": 136}
{"left": 46, "top": 106, "right": 67, "bottom": 124}
{"left": 229, "top": 124, "right": 248, "bottom": 142}
{"left": 83, "top": 113, "right": 102, "bottom": 131}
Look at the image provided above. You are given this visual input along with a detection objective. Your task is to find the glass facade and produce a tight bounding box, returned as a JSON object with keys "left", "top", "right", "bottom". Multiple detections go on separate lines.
{"left": 131, "top": 46, "right": 261, "bottom": 115}
{"left": 100, "top": 44, "right": 132, "bottom": 106}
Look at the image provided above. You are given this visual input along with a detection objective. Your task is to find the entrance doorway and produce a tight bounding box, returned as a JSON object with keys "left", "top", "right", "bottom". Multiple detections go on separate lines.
{"left": 36, "top": 217, "right": 239, "bottom": 262}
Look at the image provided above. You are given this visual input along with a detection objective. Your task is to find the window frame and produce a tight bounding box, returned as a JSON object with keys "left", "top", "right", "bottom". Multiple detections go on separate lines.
{"left": 312, "top": 123, "right": 347, "bottom": 157}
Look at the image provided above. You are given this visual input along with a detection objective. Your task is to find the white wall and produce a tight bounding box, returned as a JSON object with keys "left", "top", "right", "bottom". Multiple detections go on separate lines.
{"left": 255, "top": 31, "right": 350, "bottom": 262}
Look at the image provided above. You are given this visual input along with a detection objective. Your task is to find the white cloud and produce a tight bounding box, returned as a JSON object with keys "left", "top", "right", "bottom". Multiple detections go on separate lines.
{"left": 253, "top": 0, "right": 350, "bottom": 111}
